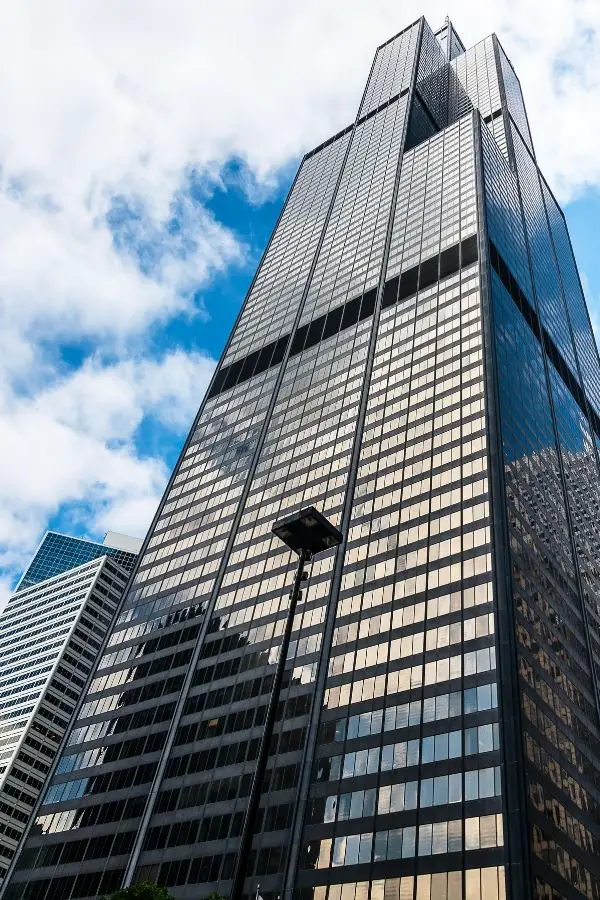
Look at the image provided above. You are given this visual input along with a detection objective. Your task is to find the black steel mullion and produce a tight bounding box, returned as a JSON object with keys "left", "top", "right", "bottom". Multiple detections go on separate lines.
{"left": 281, "top": 19, "right": 427, "bottom": 898}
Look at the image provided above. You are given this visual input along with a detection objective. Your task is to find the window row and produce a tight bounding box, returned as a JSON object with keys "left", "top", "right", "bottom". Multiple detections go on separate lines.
{"left": 329, "top": 611, "right": 494, "bottom": 675}
{"left": 325, "top": 641, "right": 496, "bottom": 709}
{"left": 313, "top": 765, "right": 501, "bottom": 823}
{"left": 325, "top": 681, "right": 498, "bottom": 743}
{"left": 320, "top": 721, "right": 500, "bottom": 781}
{"left": 305, "top": 866, "right": 506, "bottom": 900}
{"left": 309, "top": 813, "right": 503, "bottom": 868}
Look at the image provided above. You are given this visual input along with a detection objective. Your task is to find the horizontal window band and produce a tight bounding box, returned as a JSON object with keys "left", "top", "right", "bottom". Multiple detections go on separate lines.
{"left": 208, "top": 335, "right": 288, "bottom": 398}
{"left": 489, "top": 241, "right": 600, "bottom": 439}
{"left": 483, "top": 109, "right": 503, "bottom": 124}
{"left": 208, "top": 235, "right": 479, "bottom": 400}
{"left": 382, "top": 235, "right": 478, "bottom": 309}
{"left": 303, "top": 124, "right": 354, "bottom": 162}
{"left": 303, "top": 89, "right": 409, "bottom": 162}
{"left": 377, "top": 17, "right": 421, "bottom": 52}
{"left": 290, "top": 289, "right": 377, "bottom": 357}
{"left": 356, "top": 89, "right": 409, "bottom": 128}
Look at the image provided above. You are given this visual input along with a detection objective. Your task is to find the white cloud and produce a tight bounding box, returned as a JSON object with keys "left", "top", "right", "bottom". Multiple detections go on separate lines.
{"left": 0, "top": 350, "right": 214, "bottom": 587}
{"left": 0, "top": 0, "right": 598, "bottom": 595}
{"left": 1, "top": 2, "right": 598, "bottom": 212}
{"left": 38, "top": 350, "right": 215, "bottom": 439}
{"left": 0, "top": 176, "right": 242, "bottom": 342}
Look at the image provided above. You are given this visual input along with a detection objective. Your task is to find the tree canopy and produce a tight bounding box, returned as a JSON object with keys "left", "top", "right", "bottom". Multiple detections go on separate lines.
{"left": 102, "top": 882, "right": 226, "bottom": 900}
{"left": 102, "top": 882, "right": 175, "bottom": 900}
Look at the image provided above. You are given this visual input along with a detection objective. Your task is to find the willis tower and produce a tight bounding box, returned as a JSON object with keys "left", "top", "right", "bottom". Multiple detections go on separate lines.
{"left": 5, "top": 16, "right": 600, "bottom": 900}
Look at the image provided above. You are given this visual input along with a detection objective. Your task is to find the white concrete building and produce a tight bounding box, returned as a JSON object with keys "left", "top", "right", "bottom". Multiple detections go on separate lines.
{"left": 0, "top": 555, "right": 132, "bottom": 881}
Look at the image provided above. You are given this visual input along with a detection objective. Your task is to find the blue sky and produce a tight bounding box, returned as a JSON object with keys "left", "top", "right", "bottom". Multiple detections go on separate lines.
{"left": 566, "top": 190, "right": 600, "bottom": 331}
{"left": 0, "top": 0, "right": 599, "bottom": 605}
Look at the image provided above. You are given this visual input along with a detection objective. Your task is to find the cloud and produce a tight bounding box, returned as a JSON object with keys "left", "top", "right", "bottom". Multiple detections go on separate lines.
{"left": 0, "top": 174, "right": 242, "bottom": 343}
{"left": 0, "top": 0, "right": 598, "bottom": 596}
{"left": 498, "top": 0, "right": 600, "bottom": 201}
{"left": 1, "top": 2, "right": 598, "bottom": 207}
{"left": 0, "top": 351, "right": 215, "bottom": 587}
{"left": 39, "top": 350, "right": 215, "bottom": 438}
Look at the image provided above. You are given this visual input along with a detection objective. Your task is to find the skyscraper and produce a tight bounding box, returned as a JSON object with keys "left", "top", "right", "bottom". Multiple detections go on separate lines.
{"left": 0, "top": 555, "right": 134, "bottom": 884}
{"left": 16, "top": 531, "right": 142, "bottom": 593}
{"left": 5, "top": 15, "right": 600, "bottom": 900}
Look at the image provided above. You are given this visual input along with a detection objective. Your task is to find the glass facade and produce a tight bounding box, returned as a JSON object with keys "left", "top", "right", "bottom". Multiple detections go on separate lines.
{"left": 4, "top": 15, "right": 600, "bottom": 900}
{"left": 17, "top": 532, "right": 140, "bottom": 592}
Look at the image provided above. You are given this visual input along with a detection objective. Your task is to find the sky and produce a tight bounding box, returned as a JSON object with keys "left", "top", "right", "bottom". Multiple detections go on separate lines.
{"left": 0, "top": 0, "right": 599, "bottom": 606}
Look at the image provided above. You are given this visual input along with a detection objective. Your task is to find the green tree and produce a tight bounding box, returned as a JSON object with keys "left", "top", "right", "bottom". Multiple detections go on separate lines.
{"left": 103, "top": 884, "right": 227, "bottom": 900}
{"left": 102, "top": 882, "right": 175, "bottom": 900}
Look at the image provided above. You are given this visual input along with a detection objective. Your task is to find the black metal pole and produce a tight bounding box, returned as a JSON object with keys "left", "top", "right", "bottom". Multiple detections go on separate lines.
{"left": 229, "top": 547, "right": 310, "bottom": 900}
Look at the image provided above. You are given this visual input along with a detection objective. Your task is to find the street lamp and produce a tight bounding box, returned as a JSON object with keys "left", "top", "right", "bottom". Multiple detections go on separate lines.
{"left": 229, "top": 507, "right": 343, "bottom": 900}
{"left": 271, "top": 506, "right": 344, "bottom": 556}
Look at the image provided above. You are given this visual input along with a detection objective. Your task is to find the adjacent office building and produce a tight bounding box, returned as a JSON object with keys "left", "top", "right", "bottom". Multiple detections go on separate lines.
{"left": 5, "top": 15, "right": 600, "bottom": 900}
{"left": 0, "top": 534, "right": 141, "bottom": 883}
{"left": 16, "top": 531, "right": 141, "bottom": 593}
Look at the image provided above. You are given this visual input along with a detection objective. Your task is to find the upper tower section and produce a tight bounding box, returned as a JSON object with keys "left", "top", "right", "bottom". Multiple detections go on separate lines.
{"left": 434, "top": 18, "right": 466, "bottom": 60}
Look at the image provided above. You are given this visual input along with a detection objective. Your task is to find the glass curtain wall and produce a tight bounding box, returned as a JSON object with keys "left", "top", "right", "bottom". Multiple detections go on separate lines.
{"left": 5, "top": 15, "right": 600, "bottom": 900}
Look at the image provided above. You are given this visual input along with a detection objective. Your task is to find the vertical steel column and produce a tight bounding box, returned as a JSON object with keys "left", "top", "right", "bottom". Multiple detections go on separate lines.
{"left": 473, "top": 111, "right": 532, "bottom": 900}
{"left": 280, "top": 19, "right": 427, "bottom": 900}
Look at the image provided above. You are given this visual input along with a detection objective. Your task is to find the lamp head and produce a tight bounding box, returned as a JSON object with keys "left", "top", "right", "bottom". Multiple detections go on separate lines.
{"left": 272, "top": 506, "right": 343, "bottom": 556}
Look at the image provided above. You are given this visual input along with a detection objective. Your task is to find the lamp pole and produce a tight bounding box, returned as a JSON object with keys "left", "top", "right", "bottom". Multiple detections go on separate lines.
{"left": 229, "top": 507, "right": 342, "bottom": 900}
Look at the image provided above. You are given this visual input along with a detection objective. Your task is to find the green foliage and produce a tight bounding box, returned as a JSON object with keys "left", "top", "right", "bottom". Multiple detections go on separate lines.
{"left": 102, "top": 883, "right": 227, "bottom": 900}
{"left": 102, "top": 882, "right": 175, "bottom": 900}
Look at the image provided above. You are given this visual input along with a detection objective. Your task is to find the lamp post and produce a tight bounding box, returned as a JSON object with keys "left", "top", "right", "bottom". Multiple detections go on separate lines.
{"left": 229, "top": 507, "right": 343, "bottom": 900}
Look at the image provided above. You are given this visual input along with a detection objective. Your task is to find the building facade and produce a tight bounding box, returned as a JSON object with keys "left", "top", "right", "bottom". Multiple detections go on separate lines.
{"left": 5, "top": 15, "right": 600, "bottom": 900}
{"left": 16, "top": 531, "right": 141, "bottom": 593}
{"left": 0, "top": 555, "right": 134, "bottom": 883}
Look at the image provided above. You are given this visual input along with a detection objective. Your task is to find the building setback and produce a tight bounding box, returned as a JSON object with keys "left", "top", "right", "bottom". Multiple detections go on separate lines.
{"left": 16, "top": 531, "right": 141, "bottom": 593}
{"left": 5, "top": 15, "right": 600, "bottom": 900}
